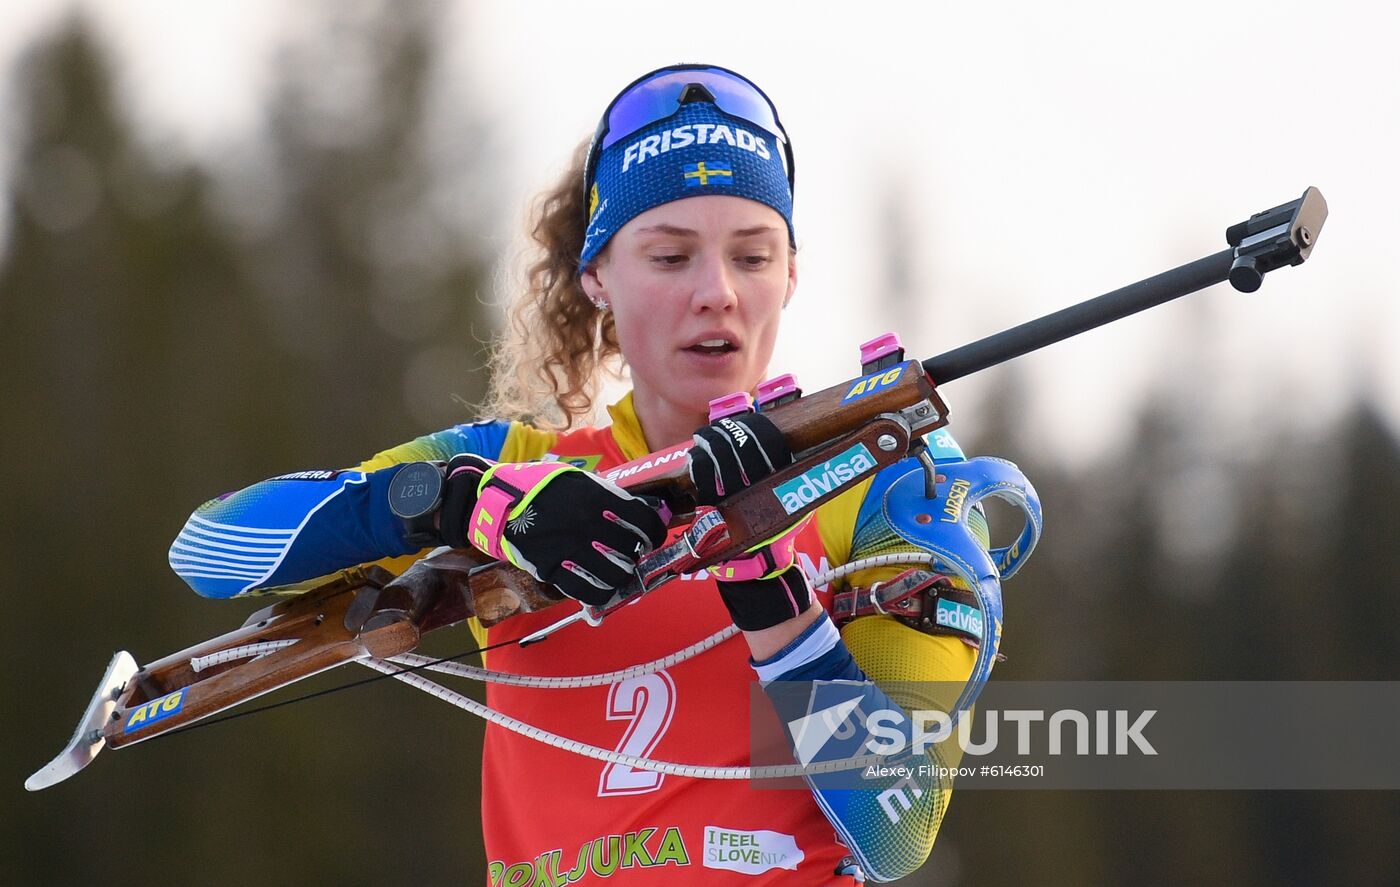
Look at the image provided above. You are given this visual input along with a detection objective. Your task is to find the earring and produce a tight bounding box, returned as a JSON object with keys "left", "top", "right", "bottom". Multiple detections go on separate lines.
{"left": 589, "top": 295, "right": 609, "bottom": 311}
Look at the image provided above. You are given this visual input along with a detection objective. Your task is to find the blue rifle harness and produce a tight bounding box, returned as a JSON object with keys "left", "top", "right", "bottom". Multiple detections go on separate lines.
{"left": 759, "top": 454, "right": 1042, "bottom": 882}
{"left": 842, "top": 453, "right": 1043, "bottom": 724}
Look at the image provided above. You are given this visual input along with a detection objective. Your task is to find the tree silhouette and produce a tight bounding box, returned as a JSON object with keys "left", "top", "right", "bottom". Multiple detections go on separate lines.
{"left": 3, "top": 5, "right": 495, "bottom": 883}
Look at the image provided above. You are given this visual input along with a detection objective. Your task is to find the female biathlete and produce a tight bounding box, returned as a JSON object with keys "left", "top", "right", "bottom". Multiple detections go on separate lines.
{"left": 169, "top": 65, "right": 1041, "bottom": 884}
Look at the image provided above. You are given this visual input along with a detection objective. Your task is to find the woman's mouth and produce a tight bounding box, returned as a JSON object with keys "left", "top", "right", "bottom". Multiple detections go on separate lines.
{"left": 684, "top": 338, "right": 738, "bottom": 356}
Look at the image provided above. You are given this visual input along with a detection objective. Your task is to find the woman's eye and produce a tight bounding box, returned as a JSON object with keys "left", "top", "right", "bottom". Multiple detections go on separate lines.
{"left": 739, "top": 254, "right": 771, "bottom": 267}
{"left": 650, "top": 254, "right": 687, "bottom": 266}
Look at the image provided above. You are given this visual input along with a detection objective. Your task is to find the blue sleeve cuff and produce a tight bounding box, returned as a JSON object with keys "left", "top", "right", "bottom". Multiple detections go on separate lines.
{"left": 752, "top": 615, "right": 867, "bottom": 683}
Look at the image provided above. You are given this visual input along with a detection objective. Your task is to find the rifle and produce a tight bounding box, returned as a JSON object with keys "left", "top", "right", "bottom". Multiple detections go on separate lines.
{"left": 26, "top": 187, "right": 1327, "bottom": 791}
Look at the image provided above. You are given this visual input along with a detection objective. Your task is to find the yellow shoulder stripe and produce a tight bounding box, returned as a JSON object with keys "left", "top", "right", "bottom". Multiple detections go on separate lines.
{"left": 500, "top": 421, "right": 559, "bottom": 462}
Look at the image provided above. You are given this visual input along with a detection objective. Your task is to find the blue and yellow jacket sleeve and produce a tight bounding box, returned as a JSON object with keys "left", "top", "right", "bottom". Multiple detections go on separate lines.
{"left": 167, "top": 420, "right": 536, "bottom": 598}
{"left": 759, "top": 430, "right": 992, "bottom": 882}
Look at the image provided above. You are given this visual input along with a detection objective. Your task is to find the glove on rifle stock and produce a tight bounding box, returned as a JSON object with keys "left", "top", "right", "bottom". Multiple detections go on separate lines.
{"left": 688, "top": 411, "right": 813, "bottom": 630}
{"left": 688, "top": 412, "right": 792, "bottom": 506}
{"left": 439, "top": 454, "right": 667, "bottom": 607}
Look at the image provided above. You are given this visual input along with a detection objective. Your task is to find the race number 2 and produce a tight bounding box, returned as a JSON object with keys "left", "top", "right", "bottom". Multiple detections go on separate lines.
{"left": 597, "top": 671, "right": 676, "bottom": 796}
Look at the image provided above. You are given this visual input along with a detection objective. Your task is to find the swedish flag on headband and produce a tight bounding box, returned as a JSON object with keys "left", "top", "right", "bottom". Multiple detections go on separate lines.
{"left": 579, "top": 102, "right": 793, "bottom": 266}
{"left": 682, "top": 160, "right": 734, "bottom": 188}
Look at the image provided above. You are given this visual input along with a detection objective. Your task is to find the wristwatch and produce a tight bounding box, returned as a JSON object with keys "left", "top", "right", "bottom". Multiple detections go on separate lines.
{"left": 387, "top": 461, "right": 446, "bottom": 548}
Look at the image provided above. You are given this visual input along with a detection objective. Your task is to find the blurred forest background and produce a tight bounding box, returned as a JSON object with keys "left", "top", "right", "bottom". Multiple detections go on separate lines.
{"left": 3, "top": 4, "right": 1398, "bottom": 886}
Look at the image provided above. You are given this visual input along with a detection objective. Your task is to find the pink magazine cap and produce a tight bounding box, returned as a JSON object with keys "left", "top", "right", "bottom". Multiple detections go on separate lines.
{"left": 859, "top": 332, "right": 903, "bottom": 365}
{"left": 707, "top": 391, "right": 754, "bottom": 421}
{"left": 756, "top": 374, "right": 799, "bottom": 406}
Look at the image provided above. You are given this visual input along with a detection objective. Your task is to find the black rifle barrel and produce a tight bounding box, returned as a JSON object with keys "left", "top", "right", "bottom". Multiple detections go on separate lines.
{"left": 922, "top": 248, "right": 1235, "bottom": 385}
{"left": 923, "top": 187, "right": 1327, "bottom": 385}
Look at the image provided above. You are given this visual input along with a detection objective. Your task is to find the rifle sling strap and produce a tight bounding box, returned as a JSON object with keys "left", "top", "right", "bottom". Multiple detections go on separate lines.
{"left": 830, "top": 568, "right": 990, "bottom": 648}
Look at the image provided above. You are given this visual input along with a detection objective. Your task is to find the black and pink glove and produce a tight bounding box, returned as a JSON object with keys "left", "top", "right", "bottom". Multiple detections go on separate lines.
{"left": 688, "top": 413, "right": 812, "bottom": 630}
{"left": 709, "top": 517, "right": 814, "bottom": 631}
{"left": 687, "top": 412, "right": 792, "bottom": 507}
{"left": 438, "top": 455, "right": 667, "bottom": 606}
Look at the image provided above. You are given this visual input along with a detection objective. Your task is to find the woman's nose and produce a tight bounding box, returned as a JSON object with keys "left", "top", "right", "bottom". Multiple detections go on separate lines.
{"left": 690, "top": 254, "right": 738, "bottom": 313}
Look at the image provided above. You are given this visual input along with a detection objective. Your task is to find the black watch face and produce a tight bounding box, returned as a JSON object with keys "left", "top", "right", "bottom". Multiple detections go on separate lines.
{"left": 388, "top": 462, "right": 444, "bottom": 519}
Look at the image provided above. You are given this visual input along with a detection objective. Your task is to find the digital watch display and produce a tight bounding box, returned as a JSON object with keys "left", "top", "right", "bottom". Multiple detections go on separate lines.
{"left": 387, "top": 461, "right": 445, "bottom": 547}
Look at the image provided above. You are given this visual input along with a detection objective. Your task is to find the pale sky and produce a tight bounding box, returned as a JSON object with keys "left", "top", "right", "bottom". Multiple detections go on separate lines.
{"left": 4, "top": 0, "right": 1397, "bottom": 467}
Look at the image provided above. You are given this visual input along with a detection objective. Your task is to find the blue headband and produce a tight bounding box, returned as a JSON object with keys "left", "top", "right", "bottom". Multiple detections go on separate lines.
{"left": 579, "top": 102, "right": 795, "bottom": 267}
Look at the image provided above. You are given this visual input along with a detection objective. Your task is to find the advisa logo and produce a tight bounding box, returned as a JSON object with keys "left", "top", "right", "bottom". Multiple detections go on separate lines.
{"left": 772, "top": 444, "right": 877, "bottom": 514}
{"left": 934, "top": 599, "right": 983, "bottom": 638}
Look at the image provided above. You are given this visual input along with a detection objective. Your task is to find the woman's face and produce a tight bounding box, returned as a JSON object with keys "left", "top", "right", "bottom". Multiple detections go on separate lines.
{"left": 581, "top": 195, "right": 797, "bottom": 422}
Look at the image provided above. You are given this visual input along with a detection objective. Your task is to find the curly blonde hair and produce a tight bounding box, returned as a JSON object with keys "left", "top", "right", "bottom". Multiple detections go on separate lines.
{"left": 483, "top": 138, "right": 621, "bottom": 429}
